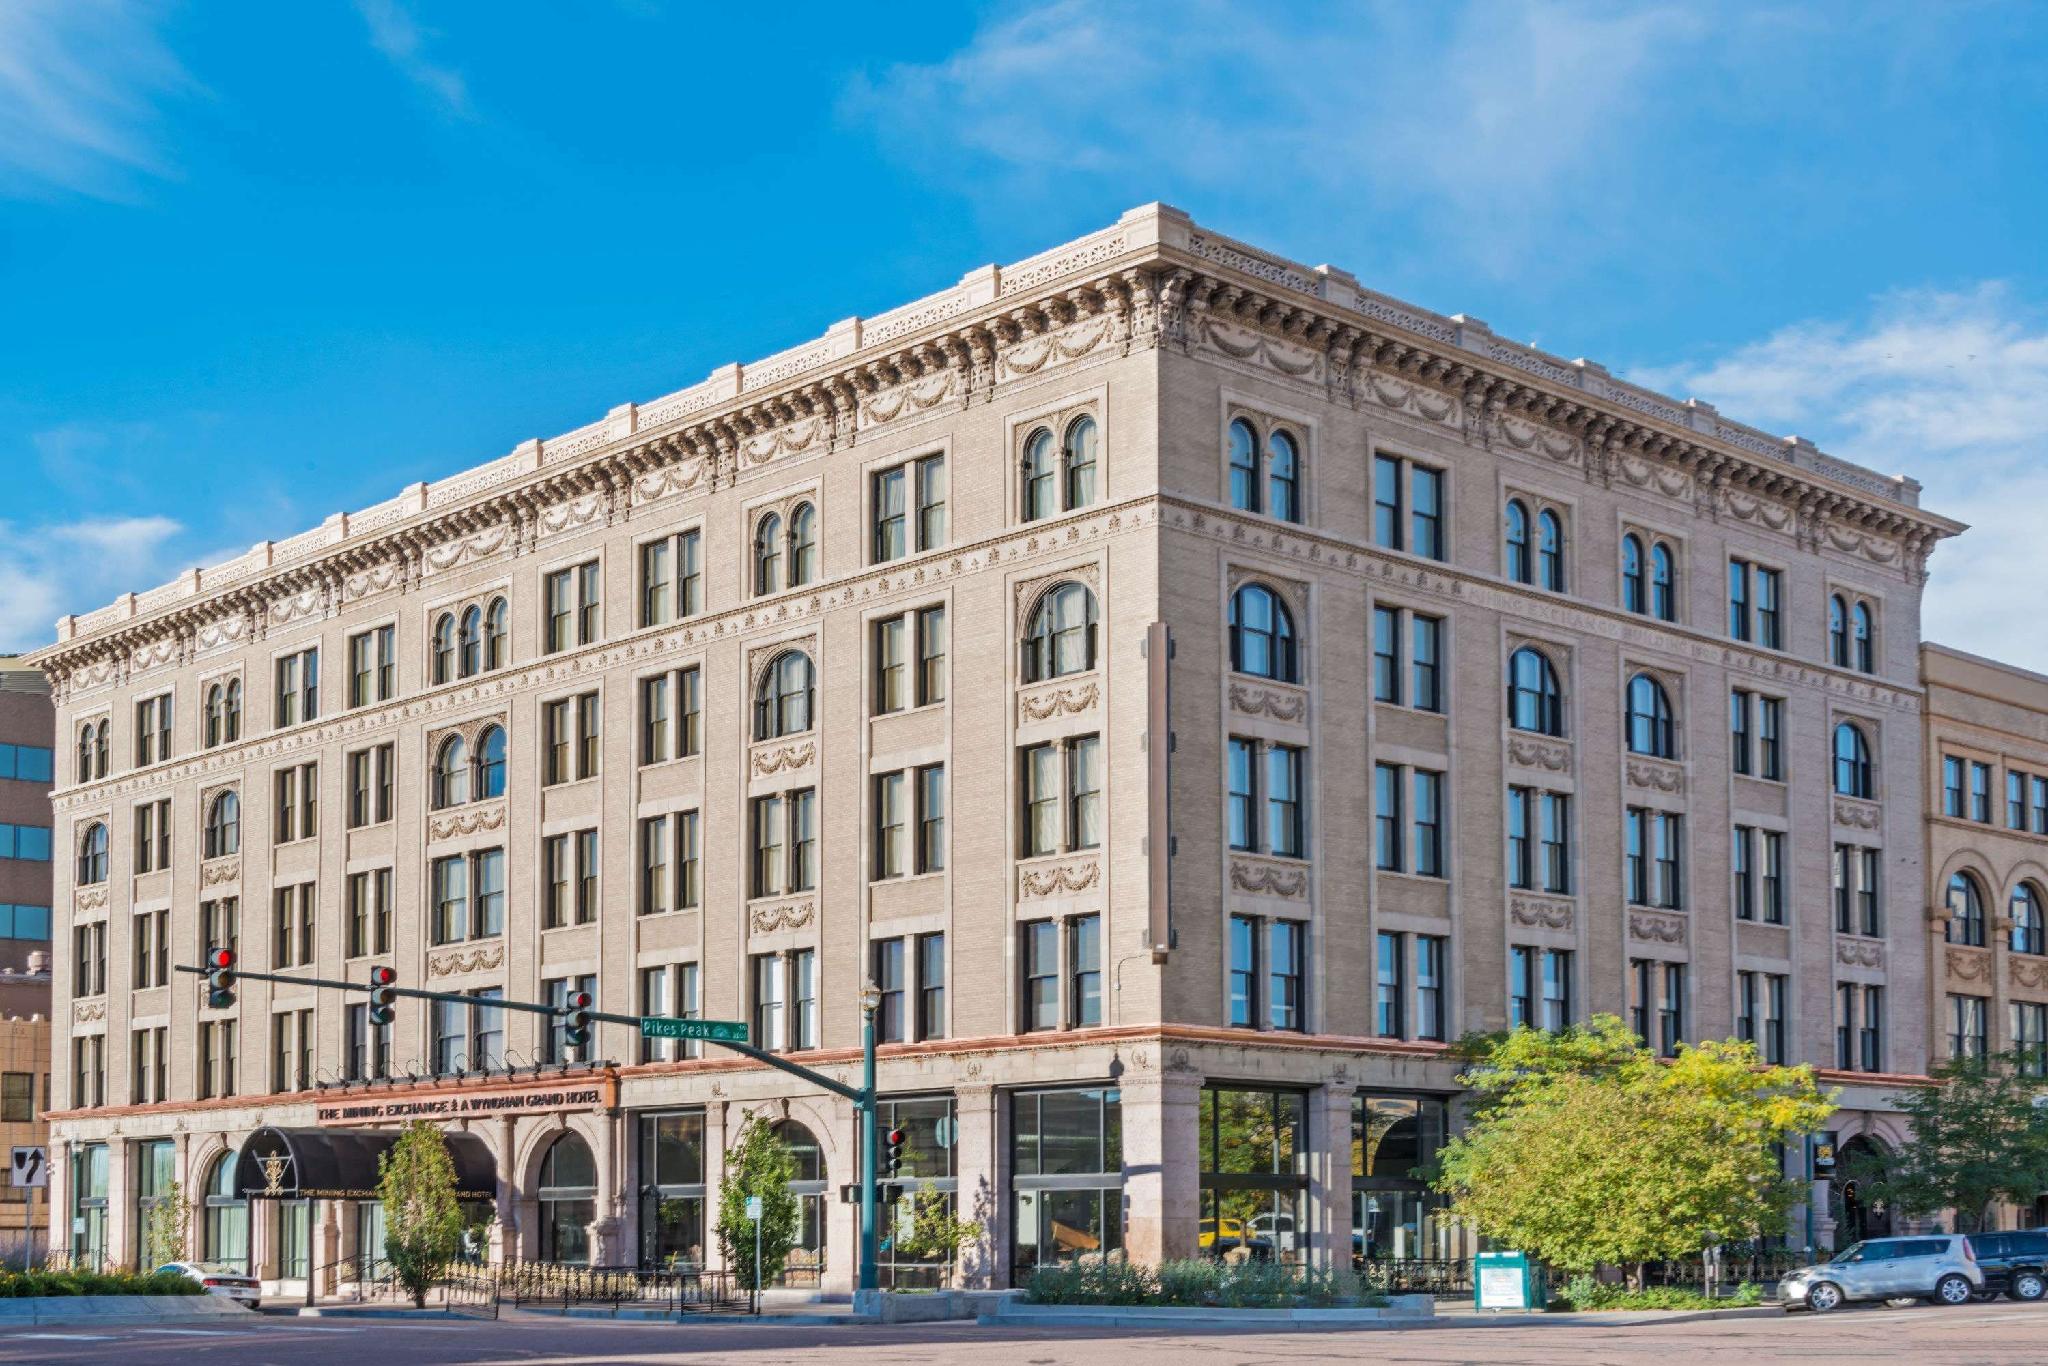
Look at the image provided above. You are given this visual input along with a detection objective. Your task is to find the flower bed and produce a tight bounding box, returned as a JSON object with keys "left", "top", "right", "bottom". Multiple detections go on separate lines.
{"left": 1026, "top": 1259, "right": 1389, "bottom": 1310}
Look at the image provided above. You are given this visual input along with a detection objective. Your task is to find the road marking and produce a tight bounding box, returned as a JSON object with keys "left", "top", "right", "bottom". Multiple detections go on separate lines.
{"left": 9, "top": 1333, "right": 115, "bottom": 1341}
{"left": 133, "top": 1327, "right": 242, "bottom": 1335}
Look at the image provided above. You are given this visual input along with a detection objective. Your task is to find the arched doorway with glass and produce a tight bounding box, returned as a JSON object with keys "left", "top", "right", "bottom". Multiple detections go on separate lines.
{"left": 771, "top": 1120, "right": 827, "bottom": 1287}
{"left": 1352, "top": 1094, "right": 1467, "bottom": 1281}
{"left": 1198, "top": 1086, "right": 1310, "bottom": 1266}
{"left": 1832, "top": 1134, "right": 1895, "bottom": 1245}
{"left": 202, "top": 1151, "right": 249, "bottom": 1272}
{"left": 637, "top": 1109, "right": 707, "bottom": 1271}
{"left": 537, "top": 1132, "right": 598, "bottom": 1264}
{"left": 134, "top": 1139, "right": 176, "bottom": 1269}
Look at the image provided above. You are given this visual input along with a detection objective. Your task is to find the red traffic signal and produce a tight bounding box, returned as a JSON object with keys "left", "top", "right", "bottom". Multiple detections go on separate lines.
{"left": 563, "top": 990, "right": 594, "bottom": 1049}
{"left": 882, "top": 1126, "right": 908, "bottom": 1176}
{"left": 208, "top": 946, "right": 236, "bottom": 970}
{"left": 206, "top": 945, "right": 237, "bottom": 1008}
{"left": 368, "top": 964, "right": 398, "bottom": 1024}
{"left": 369, "top": 964, "right": 396, "bottom": 987}
{"left": 568, "top": 990, "right": 593, "bottom": 1011}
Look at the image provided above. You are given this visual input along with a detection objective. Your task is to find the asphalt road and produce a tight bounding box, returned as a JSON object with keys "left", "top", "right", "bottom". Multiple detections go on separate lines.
{"left": 2, "top": 1299, "right": 2043, "bottom": 1364}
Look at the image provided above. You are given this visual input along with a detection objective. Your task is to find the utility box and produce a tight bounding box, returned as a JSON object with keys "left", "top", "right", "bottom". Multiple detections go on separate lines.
{"left": 1474, "top": 1250, "right": 1546, "bottom": 1311}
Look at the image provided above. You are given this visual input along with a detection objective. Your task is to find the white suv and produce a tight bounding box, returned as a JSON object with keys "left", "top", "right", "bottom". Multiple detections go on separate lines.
{"left": 1779, "top": 1236, "right": 1983, "bottom": 1312}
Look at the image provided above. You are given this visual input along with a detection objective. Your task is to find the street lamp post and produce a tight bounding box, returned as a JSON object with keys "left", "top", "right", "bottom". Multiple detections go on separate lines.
{"left": 859, "top": 980, "right": 881, "bottom": 1293}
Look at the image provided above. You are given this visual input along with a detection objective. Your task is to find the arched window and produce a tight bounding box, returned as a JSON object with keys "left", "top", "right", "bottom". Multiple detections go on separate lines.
{"left": 1065, "top": 416, "right": 1099, "bottom": 511}
{"left": 771, "top": 1120, "right": 827, "bottom": 1283}
{"left": 1833, "top": 721, "right": 1873, "bottom": 799}
{"left": 1536, "top": 510, "right": 1565, "bottom": 592}
{"left": 1947, "top": 871, "right": 1987, "bottom": 947}
{"left": 754, "top": 651, "right": 816, "bottom": 741}
{"left": 77, "top": 822, "right": 108, "bottom": 885}
{"left": 203, "top": 792, "right": 239, "bottom": 860}
{"left": 2012, "top": 883, "right": 2046, "bottom": 956}
{"left": 1649, "top": 542, "right": 1675, "bottom": 621}
{"left": 1621, "top": 534, "right": 1645, "bottom": 614}
{"left": 1268, "top": 429, "right": 1300, "bottom": 523}
{"left": 788, "top": 503, "right": 818, "bottom": 586}
{"left": 1023, "top": 583, "right": 1099, "bottom": 683}
{"left": 1229, "top": 584, "right": 1298, "bottom": 683}
{"left": 484, "top": 597, "right": 509, "bottom": 671}
{"left": 474, "top": 725, "right": 507, "bottom": 800}
{"left": 1852, "top": 602, "right": 1874, "bottom": 674}
{"left": 459, "top": 606, "right": 483, "bottom": 677}
{"left": 537, "top": 1133, "right": 597, "bottom": 1265}
{"left": 77, "top": 725, "right": 94, "bottom": 783}
{"left": 205, "top": 683, "right": 226, "bottom": 748}
{"left": 755, "top": 512, "right": 784, "bottom": 596}
{"left": 433, "top": 735, "right": 470, "bottom": 810}
{"left": 432, "top": 613, "right": 456, "bottom": 685}
{"left": 1828, "top": 595, "right": 1849, "bottom": 667}
{"left": 202, "top": 1152, "right": 248, "bottom": 1266}
{"left": 222, "top": 679, "right": 242, "bottom": 743}
{"left": 1228, "top": 419, "right": 1260, "bottom": 513}
{"left": 1625, "top": 674, "right": 1675, "bottom": 758}
{"left": 91, "top": 719, "right": 109, "bottom": 779}
{"left": 1504, "top": 499, "right": 1531, "bottom": 584}
{"left": 1507, "top": 648, "right": 1563, "bottom": 737}
{"left": 1022, "top": 428, "right": 1056, "bottom": 521}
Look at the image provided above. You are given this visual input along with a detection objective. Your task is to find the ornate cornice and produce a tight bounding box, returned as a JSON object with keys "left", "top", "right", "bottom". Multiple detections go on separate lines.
{"left": 29, "top": 207, "right": 1958, "bottom": 694}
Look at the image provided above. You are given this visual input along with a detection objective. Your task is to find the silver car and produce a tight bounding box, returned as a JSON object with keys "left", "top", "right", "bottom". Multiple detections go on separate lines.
{"left": 1779, "top": 1235, "right": 1983, "bottom": 1312}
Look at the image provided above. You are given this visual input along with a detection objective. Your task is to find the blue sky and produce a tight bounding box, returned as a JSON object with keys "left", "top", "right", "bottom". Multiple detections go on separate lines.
{"left": 3, "top": 1, "right": 2046, "bottom": 661}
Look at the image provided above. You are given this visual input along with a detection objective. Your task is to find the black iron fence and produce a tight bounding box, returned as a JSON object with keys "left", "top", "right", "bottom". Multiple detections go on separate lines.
{"left": 495, "top": 1262, "right": 744, "bottom": 1315}
{"left": 1355, "top": 1256, "right": 1472, "bottom": 1297}
{"left": 1644, "top": 1250, "right": 1811, "bottom": 1289}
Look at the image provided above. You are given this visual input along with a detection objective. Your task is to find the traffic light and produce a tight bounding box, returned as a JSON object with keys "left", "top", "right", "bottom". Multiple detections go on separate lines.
{"left": 882, "top": 1126, "right": 908, "bottom": 1178}
{"left": 563, "top": 990, "right": 593, "bottom": 1050}
{"left": 206, "top": 946, "right": 236, "bottom": 1009}
{"left": 368, "top": 965, "right": 397, "bottom": 1025}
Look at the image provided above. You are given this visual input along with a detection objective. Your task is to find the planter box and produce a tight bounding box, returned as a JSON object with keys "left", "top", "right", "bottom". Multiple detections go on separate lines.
{"left": 853, "top": 1288, "right": 1025, "bottom": 1322}
{"left": 982, "top": 1295, "right": 1435, "bottom": 1328}
{"left": 0, "top": 1295, "right": 254, "bottom": 1325}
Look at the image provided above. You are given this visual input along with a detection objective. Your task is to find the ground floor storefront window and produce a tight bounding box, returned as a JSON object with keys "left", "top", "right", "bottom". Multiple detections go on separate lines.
{"left": 878, "top": 1094, "right": 957, "bottom": 1288}
{"left": 70, "top": 1143, "right": 108, "bottom": 1267}
{"left": 538, "top": 1132, "right": 597, "bottom": 1264}
{"left": 203, "top": 1152, "right": 249, "bottom": 1269}
{"left": 1010, "top": 1086, "right": 1122, "bottom": 1283}
{"left": 276, "top": 1200, "right": 310, "bottom": 1279}
{"left": 1352, "top": 1094, "right": 1464, "bottom": 1267}
{"left": 133, "top": 1139, "right": 176, "bottom": 1268}
{"left": 637, "top": 1110, "right": 706, "bottom": 1270}
{"left": 771, "top": 1120, "right": 827, "bottom": 1286}
{"left": 354, "top": 1200, "right": 387, "bottom": 1277}
{"left": 1199, "top": 1086, "right": 1309, "bottom": 1265}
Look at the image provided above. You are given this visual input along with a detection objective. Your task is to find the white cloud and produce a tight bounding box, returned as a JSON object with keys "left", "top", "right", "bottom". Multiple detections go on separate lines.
{"left": 355, "top": 0, "right": 472, "bottom": 118}
{"left": 842, "top": 0, "right": 1708, "bottom": 273}
{"left": 0, "top": 515, "right": 188, "bottom": 653}
{"left": 1632, "top": 285, "right": 2048, "bottom": 669}
{"left": 0, "top": 0, "right": 191, "bottom": 199}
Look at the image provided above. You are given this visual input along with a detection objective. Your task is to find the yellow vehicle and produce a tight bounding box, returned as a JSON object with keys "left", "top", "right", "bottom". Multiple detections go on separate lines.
{"left": 1198, "top": 1217, "right": 1251, "bottom": 1250}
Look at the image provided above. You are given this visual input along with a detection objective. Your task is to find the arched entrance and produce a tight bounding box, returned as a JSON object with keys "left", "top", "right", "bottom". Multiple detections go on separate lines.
{"left": 771, "top": 1120, "right": 826, "bottom": 1286}
{"left": 1832, "top": 1136, "right": 1894, "bottom": 1243}
{"left": 201, "top": 1151, "right": 249, "bottom": 1269}
{"left": 537, "top": 1133, "right": 597, "bottom": 1264}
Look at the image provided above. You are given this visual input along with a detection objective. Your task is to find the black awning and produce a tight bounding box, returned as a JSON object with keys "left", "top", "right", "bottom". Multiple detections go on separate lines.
{"left": 234, "top": 1125, "right": 497, "bottom": 1201}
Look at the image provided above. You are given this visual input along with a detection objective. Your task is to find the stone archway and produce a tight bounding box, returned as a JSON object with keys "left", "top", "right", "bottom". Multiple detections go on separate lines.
{"left": 1831, "top": 1135, "right": 1894, "bottom": 1243}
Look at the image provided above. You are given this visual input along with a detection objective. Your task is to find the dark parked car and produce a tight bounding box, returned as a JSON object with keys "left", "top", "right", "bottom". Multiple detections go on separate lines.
{"left": 1966, "top": 1231, "right": 2048, "bottom": 1300}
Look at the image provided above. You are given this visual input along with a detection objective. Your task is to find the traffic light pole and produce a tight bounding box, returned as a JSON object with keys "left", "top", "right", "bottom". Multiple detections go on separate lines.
{"left": 175, "top": 962, "right": 885, "bottom": 1291}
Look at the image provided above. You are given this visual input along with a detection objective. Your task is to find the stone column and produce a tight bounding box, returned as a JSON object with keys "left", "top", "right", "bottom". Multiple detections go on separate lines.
{"left": 105, "top": 1138, "right": 133, "bottom": 1270}
{"left": 951, "top": 1084, "right": 1000, "bottom": 1288}
{"left": 824, "top": 1093, "right": 858, "bottom": 1294}
{"left": 1120, "top": 1068, "right": 1203, "bottom": 1267}
{"left": 321, "top": 1201, "right": 341, "bottom": 1295}
{"left": 701, "top": 1102, "right": 728, "bottom": 1272}
{"left": 1309, "top": 1082, "right": 1353, "bottom": 1269}
{"left": 47, "top": 1139, "right": 69, "bottom": 1265}
{"left": 489, "top": 1116, "right": 517, "bottom": 1266}
{"left": 1811, "top": 1176, "right": 1838, "bottom": 1252}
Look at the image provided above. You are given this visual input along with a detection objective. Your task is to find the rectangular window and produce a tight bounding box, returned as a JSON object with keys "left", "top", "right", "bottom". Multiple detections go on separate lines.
{"left": 73, "top": 920, "right": 106, "bottom": 995}
{"left": 1858, "top": 847, "right": 1881, "bottom": 936}
{"left": 791, "top": 948, "right": 817, "bottom": 1050}
{"left": 1836, "top": 982, "right": 1857, "bottom": 1069}
{"left": 271, "top": 884, "right": 314, "bottom": 969}
{"left": 1733, "top": 825, "right": 1755, "bottom": 921}
{"left": 1412, "top": 614, "right": 1444, "bottom": 712}
{"left": 346, "top": 743, "right": 394, "bottom": 827}
{"left": 1764, "top": 974, "right": 1788, "bottom": 1065}
{"left": 1069, "top": 913, "right": 1102, "bottom": 1027}
{"left": 1508, "top": 786, "right": 1532, "bottom": 890}
{"left": 1630, "top": 958, "right": 1653, "bottom": 1045}
{"left": 1755, "top": 566, "right": 1782, "bottom": 649}
{"left": 916, "top": 764, "right": 946, "bottom": 874}
{"left": 1737, "top": 970, "right": 1759, "bottom": 1046}
{"left": 1541, "top": 949, "right": 1572, "bottom": 1031}
{"left": 346, "top": 867, "right": 391, "bottom": 958}
{"left": 874, "top": 938, "right": 906, "bottom": 1043}
{"left": 198, "top": 1022, "right": 234, "bottom": 1099}
{"left": 575, "top": 828, "right": 599, "bottom": 924}
{"left": 431, "top": 854, "right": 467, "bottom": 943}
{"left": 1761, "top": 830, "right": 1786, "bottom": 925}
{"left": 1971, "top": 761, "right": 1993, "bottom": 823}
{"left": 1372, "top": 453, "right": 1402, "bottom": 550}
{"left": 1410, "top": 465, "right": 1444, "bottom": 559}
{"left": 1943, "top": 755, "right": 1966, "bottom": 818}
{"left": 1267, "top": 919, "right": 1302, "bottom": 1031}
{"left": 134, "top": 693, "right": 172, "bottom": 765}
{"left": 751, "top": 954, "right": 785, "bottom": 1051}
{"left": 2010, "top": 771, "right": 2029, "bottom": 830}
{"left": 1228, "top": 915, "right": 1257, "bottom": 1027}
{"left": 1628, "top": 807, "right": 1683, "bottom": 909}
{"left": 1540, "top": 792, "right": 1571, "bottom": 893}
{"left": 1860, "top": 985, "right": 1884, "bottom": 1071}
{"left": 132, "top": 798, "right": 170, "bottom": 873}
{"left": 750, "top": 796, "right": 782, "bottom": 896}
{"left": 1415, "top": 935, "right": 1446, "bottom": 1041}
{"left": 873, "top": 771, "right": 907, "bottom": 879}
{"left": 1948, "top": 993, "right": 1989, "bottom": 1060}
{"left": 547, "top": 558, "right": 603, "bottom": 650}
{"left": 1022, "top": 920, "right": 1059, "bottom": 1032}
{"left": 639, "top": 815, "right": 670, "bottom": 915}
{"left": 1375, "top": 930, "right": 1404, "bottom": 1037}
{"left": 543, "top": 834, "right": 570, "bottom": 929}
{"left": 0, "top": 1073, "right": 31, "bottom": 1124}
{"left": 638, "top": 966, "right": 671, "bottom": 1063}
{"left": 2034, "top": 775, "right": 2048, "bottom": 835}
{"left": 1227, "top": 738, "right": 1256, "bottom": 852}
{"left": 1731, "top": 690, "right": 1752, "bottom": 776}
{"left": 1412, "top": 768, "right": 1443, "bottom": 878}
{"left": 874, "top": 615, "right": 906, "bottom": 715}
{"left": 916, "top": 605, "right": 947, "bottom": 706}
{"left": 1371, "top": 606, "right": 1401, "bottom": 704}
{"left": 917, "top": 932, "right": 946, "bottom": 1041}
{"left": 1510, "top": 946, "right": 1534, "bottom": 1028}
{"left": 1265, "top": 744, "right": 1303, "bottom": 859}
{"left": 640, "top": 674, "right": 669, "bottom": 764}
{"left": 2013, "top": 1001, "right": 2048, "bottom": 1078}
{"left": 576, "top": 693, "right": 600, "bottom": 780}
{"left": 1758, "top": 696, "right": 1784, "bottom": 780}
{"left": 872, "top": 455, "right": 946, "bottom": 563}
{"left": 274, "top": 762, "right": 317, "bottom": 843}
{"left": 1728, "top": 560, "right": 1750, "bottom": 642}
{"left": 1374, "top": 762, "right": 1402, "bottom": 872}
{"left": 274, "top": 648, "right": 318, "bottom": 727}
{"left": 347, "top": 625, "right": 395, "bottom": 708}
{"left": 1069, "top": 736, "right": 1102, "bottom": 851}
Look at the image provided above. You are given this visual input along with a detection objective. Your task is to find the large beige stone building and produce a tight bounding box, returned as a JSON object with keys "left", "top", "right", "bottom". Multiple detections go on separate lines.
{"left": 27, "top": 205, "right": 1964, "bottom": 1290}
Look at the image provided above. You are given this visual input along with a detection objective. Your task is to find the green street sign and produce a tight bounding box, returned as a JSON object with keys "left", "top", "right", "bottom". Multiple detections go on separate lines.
{"left": 640, "top": 1016, "right": 748, "bottom": 1043}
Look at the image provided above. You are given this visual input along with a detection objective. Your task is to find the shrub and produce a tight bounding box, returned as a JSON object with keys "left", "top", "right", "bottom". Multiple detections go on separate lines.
{"left": 0, "top": 1269, "right": 203, "bottom": 1298}
{"left": 1554, "top": 1275, "right": 1763, "bottom": 1311}
{"left": 1025, "top": 1258, "right": 1387, "bottom": 1309}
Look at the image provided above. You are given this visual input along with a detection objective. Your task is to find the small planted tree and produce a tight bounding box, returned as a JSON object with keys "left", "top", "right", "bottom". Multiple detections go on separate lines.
{"left": 1873, "top": 1050, "right": 2048, "bottom": 1232}
{"left": 1435, "top": 1015, "right": 1835, "bottom": 1289}
{"left": 715, "top": 1115, "right": 800, "bottom": 1291}
{"left": 376, "top": 1121, "right": 464, "bottom": 1308}
{"left": 143, "top": 1179, "right": 188, "bottom": 1267}
{"left": 895, "top": 1185, "right": 983, "bottom": 1277}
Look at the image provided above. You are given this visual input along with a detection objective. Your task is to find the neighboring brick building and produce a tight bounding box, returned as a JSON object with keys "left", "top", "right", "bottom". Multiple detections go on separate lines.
{"left": 0, "top": 659, "right": 54, "bottom": 1257}
{"left": 25, "top": 206, "right": 1962, "bottom": 1288}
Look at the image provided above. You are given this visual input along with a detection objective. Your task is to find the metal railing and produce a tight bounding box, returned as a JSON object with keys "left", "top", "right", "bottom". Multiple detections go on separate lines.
{"left": 495, "top": 1262, "right": 744, "bottom": 1315}
{"left": 1645, "top": 1250, "right": 1811, "bottom": 1289}
{"left": 1354, "top": 1256, "right": 1473, "bottom": 1297}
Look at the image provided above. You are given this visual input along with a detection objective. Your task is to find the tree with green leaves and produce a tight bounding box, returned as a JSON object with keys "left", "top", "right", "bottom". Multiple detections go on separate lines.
{"left": 716, "top": 1115, "right": 801, "bottom": 1291}
{"left": 376, "top": 1121, "right": 464, "bottom": 1308}
{"left": 1434, "top": 1015, "right": 1835, "bottom": 1288}
{"left": 894, "top": 1184, "right": 983, "bottom": 1271}
{"left": 142, "top": 1179, "right": 187, "bottom": 1267}
{"left": 1867, "top": 1050, "right": 2048, "bottom": 1233}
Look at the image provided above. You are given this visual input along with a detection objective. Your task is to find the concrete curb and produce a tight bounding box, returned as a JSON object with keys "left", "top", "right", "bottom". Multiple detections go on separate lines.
{"left": 980, "top": 1295, "right": 1436, "bottom": 1330}
{"left": 0, "top": 1294, "right": 256, "bottom": 1326}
